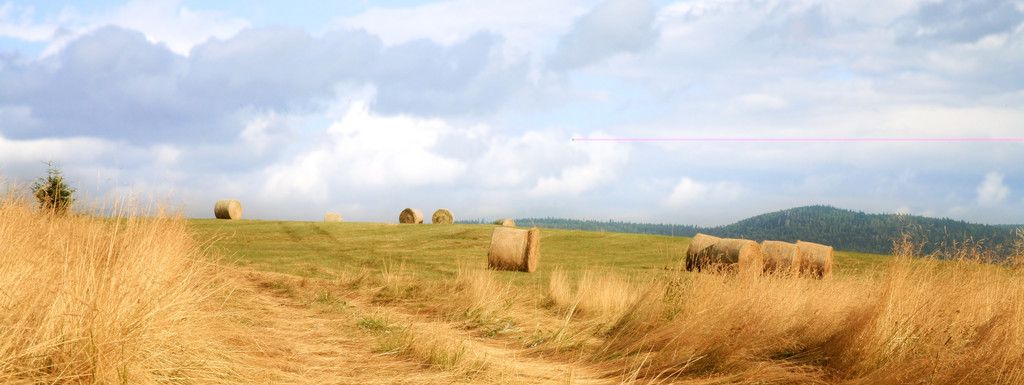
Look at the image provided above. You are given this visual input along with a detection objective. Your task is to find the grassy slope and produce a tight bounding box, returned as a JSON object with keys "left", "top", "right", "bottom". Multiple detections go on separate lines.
{"left": 190, "top": 219, "right": 891, "bottom": 282}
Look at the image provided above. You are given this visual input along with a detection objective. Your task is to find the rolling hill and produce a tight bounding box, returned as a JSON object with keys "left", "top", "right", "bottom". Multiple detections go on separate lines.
{"left": 471, "top": 205, "right": 1022, "bottom": 255}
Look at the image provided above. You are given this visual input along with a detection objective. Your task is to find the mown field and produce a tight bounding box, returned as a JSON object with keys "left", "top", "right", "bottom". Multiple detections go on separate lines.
{"left": 189, "top": 219, "right": 892, "bottom": 284}
{"left": 4, "top": 193, "right": 1023, "bottom": 385}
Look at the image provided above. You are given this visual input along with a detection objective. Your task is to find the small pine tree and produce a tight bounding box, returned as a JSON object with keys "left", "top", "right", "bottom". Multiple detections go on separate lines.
{"left": 31, "top": 161, "right": 75, "bottom": 215}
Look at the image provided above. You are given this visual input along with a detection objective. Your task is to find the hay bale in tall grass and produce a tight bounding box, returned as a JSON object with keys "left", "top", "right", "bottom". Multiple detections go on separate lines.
{"left": 796, "top": 240, "right": 833, "bottom": 278}
{"left": 399, "top": 208, "right": 423, "bottom": 224}
{"left": 324, "top": 212, "right": 342, "bottom": 222}
{"left": 761, "top": 240, "right": 802, "bottom": 275}
{"left": 709, "top": 238, "right": 764, "bottom": 274}
{"left": 493, "top": 218, "right": 516, "bottom": 227}
{"left": 432, "top": 209, "right": 454, "bottom": 224}
{"left": 213, "top": 199, "right": 242, "bottom": 220}
{"left": 487, "top": 226, "right": 540, "bottom": 272}
{"left": 685, "top": 233, "right": 721, "bottom": 271}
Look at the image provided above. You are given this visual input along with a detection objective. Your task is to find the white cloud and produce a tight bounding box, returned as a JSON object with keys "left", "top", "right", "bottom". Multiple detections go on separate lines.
{"left": 261, "top": 150, "right": 332, "bottom": 203}
{"left": 977, "top": 171, "right": 1010, "bottom": 206}
{"left": 894, "top": 0, "right": 1024, "bottom": 45}
{"left": 3, "top": 23, "right": 529, "bottom": 145}
{"left": 335, "top": 0, "right": 590, "bottom": 55}
{"left": 797, "top": 173, "right": 847, "bottom": 194}
{"left": 549, "top": 0, "right": 658, "bottom": 70}
{"left": 23, "top": 0, "right": 250, "bottom": 57}
{"left": 665, "top": 177, "right": 742, "bottom": 207}
{"left": 261, "top": 102, "right": 467, "bottom": 202}
{"left": 734, "top": 93, "right": 788, "bottom": 111}
{"left": 0, "top": 133, "right": 195, "bottom": 202}
{"left": 108, "top": 0, "right": 250, "bottom": 56}
{"left": 528, "top": 132, "right": 630, "bottom": 196}
{"left": 0, "top": 105, "right": 37, "bottom": 131}
{"left": 153, "top": 144, "right": 181, "bottom": 167}
{"left": 0, "top": 134, "right": 114, "bottom": 164}
{"left": 476, "top": 130, "right": 575, "bottom": 187}
{"left": 0, "top": 3, "right": 58, "bottom": 42}
{"left": 666, "top": 177, "right": 709, "bottom": 206}
{"left": 238, "top": 110, "right": 297, "bottom": 156}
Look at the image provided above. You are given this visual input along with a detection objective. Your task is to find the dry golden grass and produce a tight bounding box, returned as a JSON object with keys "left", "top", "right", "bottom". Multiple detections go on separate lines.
{"left": 546, "top": 270, "right": 642, "bottom": 321}
{"left": 0, "top": 189, "right": 247, "bottom": 384}
{"left": 586, "top": 246, "right": 1024, "bottom": 383}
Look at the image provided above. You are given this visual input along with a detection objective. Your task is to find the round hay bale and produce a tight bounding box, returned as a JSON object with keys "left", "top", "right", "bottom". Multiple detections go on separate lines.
{"left": 214, "top": 199, "right": 242, "bottom": 220}
{"left": 525, "top": 227, "right": 540, "bottom": 273}
{"left": 324, "top": 212, "right": 343, "bottom": 223}
{"left": 493, "top": 218, "right": 516, "bottom": 227}
{"left": 760, "top": 240, "right": 801, "bottom": 275}
{"left": 796, "top": 240, "right": 833, "bottom": 278}
{"left": 685, "top": 233, "right": 721, "bottom": 271}
{"left": 399, "top": 208, "right": 423, "bottom": 224}
{"left": 710, "top": 238, "right": 763, "bottom": 275}
{"left": 487, "top": 226, "right": 540, "bottom": 273}
{"left": 432, "top": 209, "right": 454, "bottom": 224}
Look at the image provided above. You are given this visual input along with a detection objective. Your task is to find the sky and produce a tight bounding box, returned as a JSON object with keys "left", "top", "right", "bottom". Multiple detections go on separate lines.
{"left": 1, "top": 0, "right": 1023, "bottom": 226}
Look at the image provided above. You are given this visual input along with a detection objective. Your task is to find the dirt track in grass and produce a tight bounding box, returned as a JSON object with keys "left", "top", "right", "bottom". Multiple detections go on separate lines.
{"left": 227, "top": 269, "right": 611, "bottom": 384}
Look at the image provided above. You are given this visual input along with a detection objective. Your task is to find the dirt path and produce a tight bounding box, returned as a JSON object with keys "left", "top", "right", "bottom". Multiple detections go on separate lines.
{"left": 226, "top": 269, "right": 613, "bottom": 384}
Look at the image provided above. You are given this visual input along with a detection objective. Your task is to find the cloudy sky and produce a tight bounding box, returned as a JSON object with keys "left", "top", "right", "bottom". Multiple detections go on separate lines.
{"left": 1, "top": 0, "right": 1023, "bottom": 226}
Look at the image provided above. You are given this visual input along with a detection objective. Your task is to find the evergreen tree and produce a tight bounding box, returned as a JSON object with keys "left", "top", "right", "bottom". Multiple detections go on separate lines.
{"left": 31, "top": 161, "right": 75, "bottom": 215}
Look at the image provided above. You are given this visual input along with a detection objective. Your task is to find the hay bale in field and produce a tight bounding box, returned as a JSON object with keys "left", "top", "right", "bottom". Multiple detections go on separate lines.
{"left": 709, "top": 238, "right": 763, "bottom": 274}
{"left": 493, "top": 218, "right": 516, "bottom": 227}
{"left": 685, "top": 233, "right": 721, "bottom": 271}
{"left": 487, "top": 226, "right": 540, "bottom": 272}
{"left": 324, "top": 213, "right": 342, "bottom": 222}
{"left": 213, "top": 199, "right": 242, "bottom": 220}
{"left": 399, "top": 208, "right": 423, "bottom": 224}
{"left": 761, "top": 240, "right": 802, "bottom": 275}
{"left": 796, "top": 240, "right": 833, "bottom": 278}
{"left": 432, "top": 209, "right": 454, "bottom": 224}
{"left": 525, "top": 227, "right": 540, "bottom": 272}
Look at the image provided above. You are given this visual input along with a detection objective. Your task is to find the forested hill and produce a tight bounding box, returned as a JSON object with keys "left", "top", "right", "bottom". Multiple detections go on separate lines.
{"left": 460, "top": 206, "right": 1022, "bottom": 255}
{"left": 699, "top": 205, "right": 1019, "bottom": 255}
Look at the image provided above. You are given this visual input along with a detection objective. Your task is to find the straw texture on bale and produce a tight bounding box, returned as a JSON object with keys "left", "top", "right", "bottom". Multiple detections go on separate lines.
{"left": 709, "top": 238, "right": 764, "bottom": 274}
{"left": 432, "top": 209, "right": 454, "bottom": 224}
{"left": 796, "top": 240, "right": 834, "bottom": 278}
{"left": 487, "top": 226, "right": 540, "bottom": 273}
{"left": 760, "top": 240, "right": 802, "bottom": 274}
{"left": 213, "top": 199, "right": 242, "bottom": 220}
{"left": 685, "top": 233, "right": 721, "bottom": 271}
{"left": 399, "top": 208, "right": 423, "bottom": 224}
{"left": 493, "top": 218, "right": 516, "bottom": 227}
{"left": 324, "top": 213, "right": 343, "bottom": 222}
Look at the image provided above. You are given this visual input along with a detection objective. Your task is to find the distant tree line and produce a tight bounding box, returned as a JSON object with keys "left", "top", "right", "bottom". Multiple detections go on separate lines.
{"left": 458, "top": 217, "right": 703, "bottom": 237}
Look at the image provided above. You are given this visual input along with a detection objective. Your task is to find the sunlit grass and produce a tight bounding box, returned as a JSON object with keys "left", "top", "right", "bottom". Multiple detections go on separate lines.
{"left": 0, "top": 189, "right": 251, "bottom": 384}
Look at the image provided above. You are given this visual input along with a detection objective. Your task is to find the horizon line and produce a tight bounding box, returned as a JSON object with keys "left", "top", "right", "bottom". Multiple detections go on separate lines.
{"left": 570, "top": 138, "right": 1024, "bottom": 142}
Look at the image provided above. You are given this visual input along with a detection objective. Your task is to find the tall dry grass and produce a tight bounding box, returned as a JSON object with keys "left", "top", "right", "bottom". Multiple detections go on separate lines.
{"left": 546, "top": 269, "right": 642, "bottom": 321}
{"left": 0, "top": 189, "right": 245, "bottom": 384}
{"left": 395, "top": 249, "right": 1019, "bottom": 383}
{"left": 574, "top": 238, "right": 1024, "bottom": 383}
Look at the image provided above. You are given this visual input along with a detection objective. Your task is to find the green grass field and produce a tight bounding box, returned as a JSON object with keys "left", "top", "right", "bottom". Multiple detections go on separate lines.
{"left": 190, "top": 219, "right": 893, "bottom": 284}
